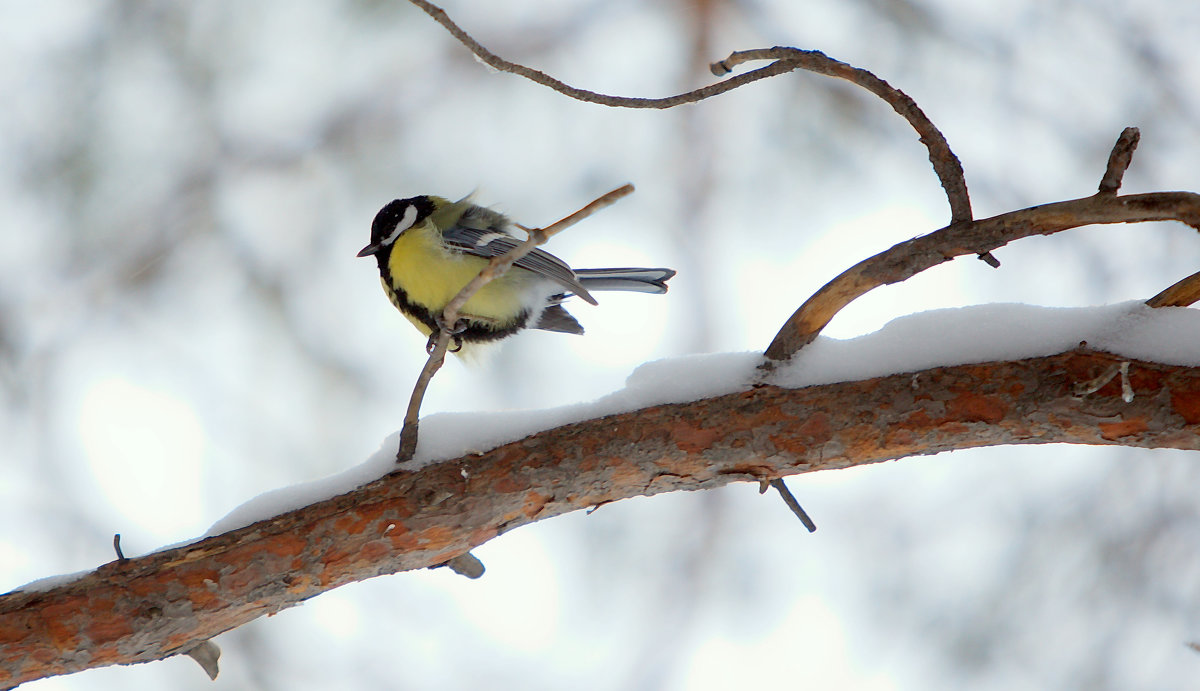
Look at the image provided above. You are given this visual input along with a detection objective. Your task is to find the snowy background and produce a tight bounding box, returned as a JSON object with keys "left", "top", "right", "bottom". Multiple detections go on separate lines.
{"left": 2, "top": 0, "right": 1200, "bottom": 689}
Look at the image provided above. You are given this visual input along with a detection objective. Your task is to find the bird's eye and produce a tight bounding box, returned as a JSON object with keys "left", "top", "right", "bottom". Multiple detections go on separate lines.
{"left": 381, "top": 203, "right": 419, "bottom": 246}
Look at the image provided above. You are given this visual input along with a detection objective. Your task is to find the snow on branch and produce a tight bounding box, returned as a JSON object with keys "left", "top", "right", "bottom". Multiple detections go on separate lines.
{"left": 4, "top": 348, "right": 1200, "bottom": 686}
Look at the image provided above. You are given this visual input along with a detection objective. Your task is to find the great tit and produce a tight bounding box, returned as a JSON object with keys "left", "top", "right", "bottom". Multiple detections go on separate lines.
{"left": 357, "top": 195, "right": 675, "bottom": 352}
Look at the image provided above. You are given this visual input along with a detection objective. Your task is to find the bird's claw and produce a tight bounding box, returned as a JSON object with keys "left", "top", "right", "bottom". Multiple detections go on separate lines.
{"left": 435, "top": 316, "right": 469, "bottom": 335}
{"left": 426, "top": 318, "right": 468, "bottom": 354}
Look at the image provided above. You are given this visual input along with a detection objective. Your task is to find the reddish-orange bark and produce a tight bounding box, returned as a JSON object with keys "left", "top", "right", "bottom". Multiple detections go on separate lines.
{"left": 2, "top": 349, "right": 1198, "bottom": 686}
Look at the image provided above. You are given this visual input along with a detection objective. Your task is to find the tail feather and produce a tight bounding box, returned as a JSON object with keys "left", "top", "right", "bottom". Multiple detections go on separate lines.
{"left": 534, "top": 304, "right": 585, "bottom": 334}
{"left": 534, "top": 267, "right": 674, "bottom": 335}
{"left": 574, "top": 267, "right": 675, "bottom": 294}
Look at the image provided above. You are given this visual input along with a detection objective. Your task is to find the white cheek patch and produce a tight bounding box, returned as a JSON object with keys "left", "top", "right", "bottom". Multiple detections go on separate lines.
{"left": 383, "top": 204, "right": 419, "bottom": 245}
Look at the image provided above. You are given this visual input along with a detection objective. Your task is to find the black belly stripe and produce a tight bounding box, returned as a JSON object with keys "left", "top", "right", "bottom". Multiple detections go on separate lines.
{"left": 378, "top": 253, "right": 531, "bottom": 343}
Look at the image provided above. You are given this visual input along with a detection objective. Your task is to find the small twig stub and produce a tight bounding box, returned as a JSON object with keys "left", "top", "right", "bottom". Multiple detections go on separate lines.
{"left": 770, "top": 479, "right": 817, "bottom": 532}
{"left": 1099, "top": 127, "right": 1140, "bottom": 194}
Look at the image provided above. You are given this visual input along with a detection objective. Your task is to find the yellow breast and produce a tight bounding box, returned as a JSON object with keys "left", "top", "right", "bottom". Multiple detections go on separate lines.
{"left": 387, "top": 224, "right": 541, "bottom": 328}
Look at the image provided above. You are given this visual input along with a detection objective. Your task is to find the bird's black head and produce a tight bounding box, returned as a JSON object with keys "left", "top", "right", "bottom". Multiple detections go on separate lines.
{"left": 357, "top": 196, "right": 436, "bottom": 259}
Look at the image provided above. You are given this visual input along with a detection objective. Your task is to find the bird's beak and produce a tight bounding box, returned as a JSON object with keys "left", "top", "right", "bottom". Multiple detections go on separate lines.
{"left": 357, "top": 242, "right": 382, "bottom": 257}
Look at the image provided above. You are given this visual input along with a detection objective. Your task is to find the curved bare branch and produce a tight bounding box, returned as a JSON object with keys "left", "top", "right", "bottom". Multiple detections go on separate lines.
{"left": 1147, "top": 269, "right": 1200, "bottom": 308}
{"left": 406, "top": 1, "right": 971, "bottom": 224}
{"left": 762, "top": 191, "right": 1200, "bottom": 364}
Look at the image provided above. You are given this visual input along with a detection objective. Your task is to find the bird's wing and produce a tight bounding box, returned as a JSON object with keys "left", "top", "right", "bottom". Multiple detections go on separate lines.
{"left": 441, "top": 225, "right": 598, "bottom": 305}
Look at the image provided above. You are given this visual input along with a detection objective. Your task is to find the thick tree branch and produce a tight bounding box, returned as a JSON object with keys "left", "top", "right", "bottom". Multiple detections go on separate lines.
{"left": 4, "top": 349, "right": 1199, "bottom": 686}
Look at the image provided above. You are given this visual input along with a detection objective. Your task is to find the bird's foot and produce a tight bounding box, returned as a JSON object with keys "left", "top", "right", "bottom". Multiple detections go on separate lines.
{"left": 427, "top": 317, "right": 468, "bottom": 354}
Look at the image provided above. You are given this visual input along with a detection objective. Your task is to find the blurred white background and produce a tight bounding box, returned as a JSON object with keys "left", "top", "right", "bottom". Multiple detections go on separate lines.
{"left": 2, "top": 0, "right": 1199, "bottom": 689}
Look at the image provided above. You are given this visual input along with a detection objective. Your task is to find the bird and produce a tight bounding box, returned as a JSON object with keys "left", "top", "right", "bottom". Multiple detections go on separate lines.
{"left": 357, "top": 195, "right": 675, "bottom": 353}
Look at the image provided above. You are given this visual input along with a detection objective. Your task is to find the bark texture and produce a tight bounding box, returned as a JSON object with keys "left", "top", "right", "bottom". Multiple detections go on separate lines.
{"left": 2, "top": 349, "right": 1199, "bottom": 686}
